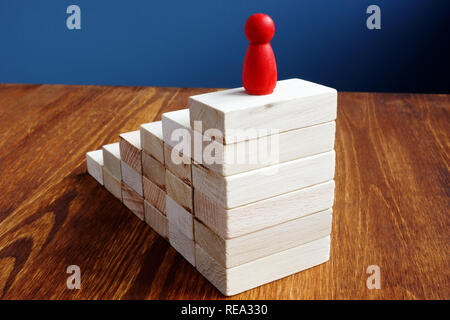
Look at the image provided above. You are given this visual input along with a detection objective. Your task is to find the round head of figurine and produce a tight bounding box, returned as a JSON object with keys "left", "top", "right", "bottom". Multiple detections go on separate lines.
{"left": 245, "top": 13, "right": 275, "bottom": 44}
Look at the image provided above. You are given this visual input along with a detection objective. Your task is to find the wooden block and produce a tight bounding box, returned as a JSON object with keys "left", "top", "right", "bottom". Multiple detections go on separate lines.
{"left": 119, "top": 130, "right": 142, "bottom": 173}
{"left": 166, "top": 195, "right": 193, "bottom": 240}
{"left": 195, "top": 121, "right": 336, "bottom": 176}
{"left": 140, "top": 121, "right": 165, "bottom": 164}
{"left": 86, "top": 150, "right": 104, "bottom": 185}
{"left": 169, "top": 223, "right": 195, "bottom": 266}
{"left": 103, "top": 167, "right": 122, "bottom": 201}
{"left": 164, "top": 143, "right": 192, "bottom": 185}
{"left": 195, "top": 180, "right": 335, "bottom": 239}
{"left": 189, "top": 78, "right": 337, "bottom": 144}
{"left": 195, "top": 208, "right": 332, "bottom": 268}
{"left": 142, "top": 176, "right": 165, "bottom": 213}
{"left": 102, "top": 142, "right": 121, "bottom": 180}
{"left": 162, "top": 109, "right": 192, "bottom": 157}
{"left": 121, "top": 160, "right": 143, "bottom": 196}
{"left": 144, "top": 200, "right": 168, "bottom": 239}
{"left": 196, "top": 235, "right": 330, "bottom": 296}
{"left": 142, "top": 151, "right": 166, "bottom": 191}
{"left": 193, "top": 150, "right": 335, "bottom": 209}
{"left": 165, "top": 169, "right": 193, "bottom": 213}
{"left": 122, "top": 182, "right": 144, "bottom": 221}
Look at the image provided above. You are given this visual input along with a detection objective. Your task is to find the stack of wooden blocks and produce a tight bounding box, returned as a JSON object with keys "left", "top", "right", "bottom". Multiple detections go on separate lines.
{"left": 86, "top": 78, "right": 337, "bottom": 296}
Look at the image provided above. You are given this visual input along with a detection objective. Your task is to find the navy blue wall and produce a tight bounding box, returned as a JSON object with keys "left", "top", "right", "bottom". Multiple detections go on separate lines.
{"left": 1, "top": 0, "right": 449, "bottom": 92}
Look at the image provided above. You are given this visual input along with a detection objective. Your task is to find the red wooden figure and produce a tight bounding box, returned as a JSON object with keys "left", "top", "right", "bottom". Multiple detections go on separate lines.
{"left": 243, "top": 13, "right": 277, "bottom": 95}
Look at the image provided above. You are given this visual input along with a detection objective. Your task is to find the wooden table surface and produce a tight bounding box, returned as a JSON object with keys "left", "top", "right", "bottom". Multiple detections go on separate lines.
{"left": 0, "top": 84, "right": 448, "bottom": 300}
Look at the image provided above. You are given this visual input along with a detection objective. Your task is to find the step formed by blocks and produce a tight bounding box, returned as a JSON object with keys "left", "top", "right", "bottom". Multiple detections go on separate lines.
{"left": 102, "top": 142, "right": 122, "bottom": 180}
{"left": 195, "top": 121, "right": 336, "bottom": 176}
{"left": 194, "top": 180, "right": 335, "bottom": 239}
{"left": 164, "top": 144, "right": 192, "bottom": 186}
{"left": 103, "top": 167, "right": 122, "bottom": 201}
{"left": 144, "top": 200, "right": 168, "bottom": 239}
{"left": 143, "top": 176, "right": 166, "bottom": 214}
{"left": 169, "top": 223, "right": 196, "bottom": 266}
{"left": 165, "top": 169, "right": 193, "bottom": 214}
{"left": 166, "top": 195, "right": 194, "bottom": 240}
{"left": 195, "top": 208, "right": 332, "bottom": 268}
{"left": 189, "top": 78, "right": 337, "bottom": 144}
{"left": 121, "top": 160, "right": 143, "bottom": 196}
{"left": 161, "top": 108, "right": 336, "bottom": 179}
{"left": 140, "top": 121, "right": 165, "bottom": 164}
{"left": 193, "top": 150, "right": 335, "bottom": 209}
{"left": 119, "top": 130, "right": 142, "bottom": 174}
{"left": 142, "top": 151, "right": 166, "bottom": 191}
{"left": 162, "top": 109, "right": 193, "bottom": 156}
{"left": 86, "top": 150, "right": 104, "bottom": 185}
{"left": 122, "top": 182, "right": 144, "bottom": 221}
{"left": 196, "top": 235, "right": 331, "bottom": 296}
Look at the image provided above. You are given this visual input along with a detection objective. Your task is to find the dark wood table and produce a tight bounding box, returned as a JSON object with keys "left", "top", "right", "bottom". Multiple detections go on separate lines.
{"left": 0, "top": 84, "right": 448, "bottom": 299}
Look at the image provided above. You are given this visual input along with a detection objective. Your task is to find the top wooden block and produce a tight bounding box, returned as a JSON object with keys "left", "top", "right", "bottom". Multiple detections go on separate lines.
{"left": 86, "top": 149, "right": 104, "bottom": 185}
{"left": 119, "top": 130, "right": 142, "bottom": 174}
{"left": 189, "top": 78, "right": 337, "bottom": 144}
{"left": 162, "top": 109, "right": 193, "bottom": 158}
{"left": 102, "top": 142, "right": 121, "bottom": 180}
{"left": 140, "top": 121, "right": 164, "bottom": 164}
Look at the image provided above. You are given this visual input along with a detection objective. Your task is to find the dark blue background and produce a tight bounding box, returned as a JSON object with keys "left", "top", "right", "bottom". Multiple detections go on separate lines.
{"left": 1, "top": 0, "right": 449, "bottom": 92}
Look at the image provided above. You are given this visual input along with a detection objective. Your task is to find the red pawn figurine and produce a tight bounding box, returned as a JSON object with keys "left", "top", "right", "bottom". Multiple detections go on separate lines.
{"left": 243, "top": 13, "right": 277, "bottom": 95}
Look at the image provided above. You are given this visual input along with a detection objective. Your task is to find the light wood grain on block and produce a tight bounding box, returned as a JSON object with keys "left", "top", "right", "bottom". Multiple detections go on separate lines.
{"left": 166, "top": 195, "right": 193, "bottom": 240}
{"left": 142, "top": 151, "right": 166, "bottom": 191}
{"left": 195, "top": 180, "right": 335, "bottom": 239}
{"left": 166, "top": 169, "right": 193, "bottom": 213}
{"left": 144, "top": 200, "right": 168, "bottom": 240}
{"left": 196, "top": 236, "right": 330, "bottom": 296}
{"left": 103, "top": 167, "right": 122, "bottom": 201}
{"left": 164, "top": 143, "right": 192, "bottom": 185}
{"left": 195, "top": 208, "right": 332, "bottom": 268}
{"left": 122, "top": 182, "right": 144, "bottom": 221}
{"left": 162, "top": 109, "right": 193, "bottom": 157}
{"left": 195, "top": 121, "right": 336, "bottom": 176}
{"left": 193, "top": 150, "right": 335, "bottom": 209}
{"left": 102, "top": 142, "right": 122, "bottom": 180}
{"left": 119, "top": 130, "right": 142, "bottom": 173}
{"left": 86, "top": 150, "right": 104, "bottom": 185}
{"left": 140, "top": 121, "right": 165, "bottom": 164}
{"left": 189, "top": 78, "right": 337, "bottom": 144}
{"left": 169, "top": 223, "right": 195, "bottom": 266}
{"left": 121, "top": 160, "right": 143, "bottom": 196}
{"left": 143, "top": 176, "right": 166, "bottom": 214}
